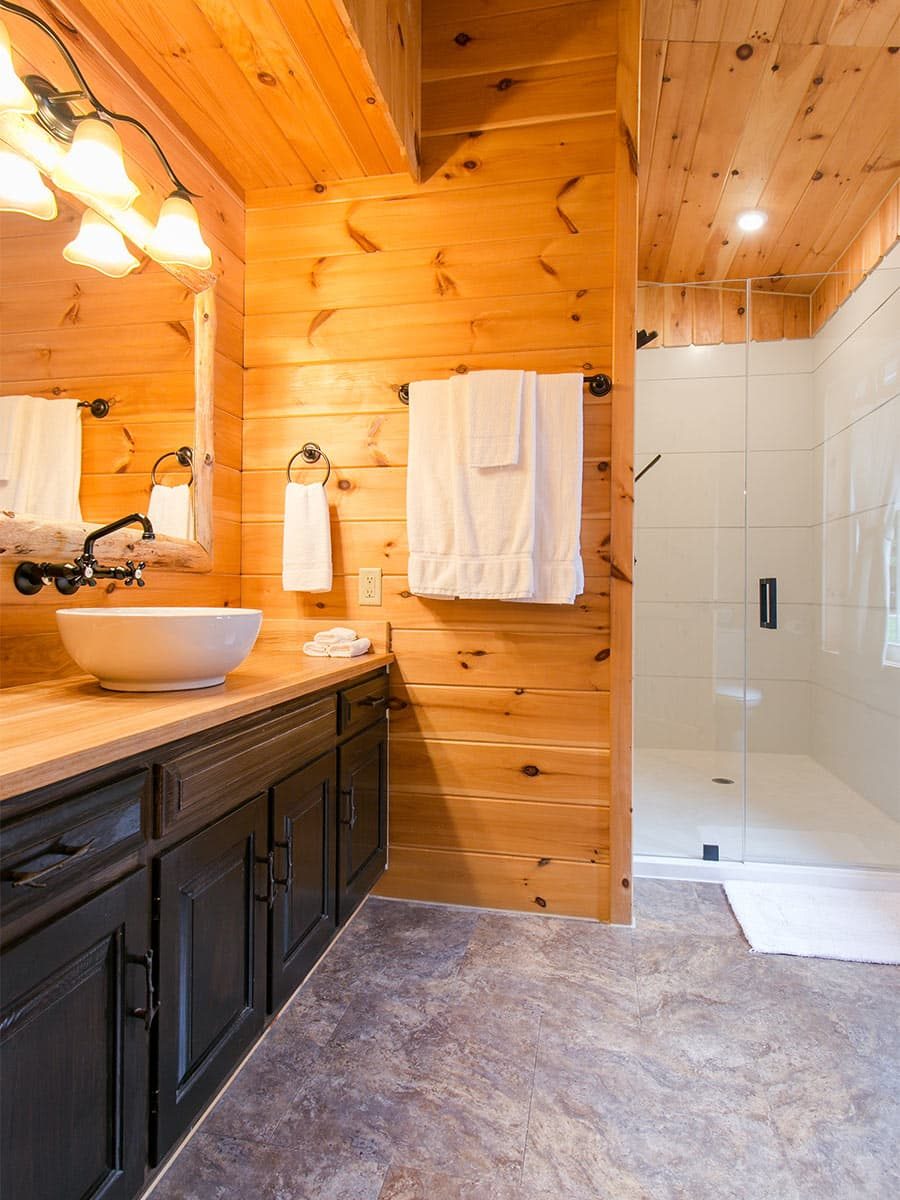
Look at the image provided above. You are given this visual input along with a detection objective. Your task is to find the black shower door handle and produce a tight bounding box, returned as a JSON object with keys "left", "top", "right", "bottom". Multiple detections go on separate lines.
{"left": 759, "top": 578, "right": 777, "bottom": 629}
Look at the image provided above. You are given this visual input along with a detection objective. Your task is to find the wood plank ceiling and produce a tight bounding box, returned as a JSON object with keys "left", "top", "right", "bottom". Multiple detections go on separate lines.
{"left": 640, "top": 0, "right": 900, "bottom": 287}
{"left": 25, "top": 0, "right": 419, "bottom": 194}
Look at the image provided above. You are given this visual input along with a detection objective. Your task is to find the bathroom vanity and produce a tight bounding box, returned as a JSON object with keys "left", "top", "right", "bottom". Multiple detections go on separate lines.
{"left": 0, "top": 651, "right": 391, "bottom": 1200}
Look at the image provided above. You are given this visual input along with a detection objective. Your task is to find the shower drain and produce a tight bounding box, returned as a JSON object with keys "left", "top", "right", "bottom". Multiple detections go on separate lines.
{"left": 711, "top": 777, "right": 734, "bottom": 784}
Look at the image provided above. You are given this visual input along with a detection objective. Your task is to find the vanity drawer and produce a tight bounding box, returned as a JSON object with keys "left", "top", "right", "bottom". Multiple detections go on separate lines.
{"left": 155, "top": 697, "right": 336, "bottom": 836}
{"left": 339, "top": 673, "right": 389, "bottom": 739}
{"left": 0, "top": 770, "right": 147, "bottom": 917}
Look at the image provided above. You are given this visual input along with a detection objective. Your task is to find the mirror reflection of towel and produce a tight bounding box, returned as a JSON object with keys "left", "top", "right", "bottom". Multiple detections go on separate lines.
{"left": 147, "top": 482, "right": 193, "bottom": 540}
{"left": 0, "top": 395, "right": 82, "bottom": 521}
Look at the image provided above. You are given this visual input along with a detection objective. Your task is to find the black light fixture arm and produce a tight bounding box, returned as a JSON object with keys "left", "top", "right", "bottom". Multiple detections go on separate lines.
{"left": 0, "top": 0, "right": 198, "bottom": 195}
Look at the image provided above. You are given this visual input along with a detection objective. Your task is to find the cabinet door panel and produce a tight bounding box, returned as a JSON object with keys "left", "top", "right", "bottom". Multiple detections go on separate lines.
{"left": 338, "top": 722, "right": 388, "bottom": 923}
{"left": 270, "top": 753, "right": 337, "bottom": 1010}
{"left": 154, "top": 796, "right": 267, "bottom": 1162}
{"left": 0, "top": 870, "right": 149, "bottom": 1200}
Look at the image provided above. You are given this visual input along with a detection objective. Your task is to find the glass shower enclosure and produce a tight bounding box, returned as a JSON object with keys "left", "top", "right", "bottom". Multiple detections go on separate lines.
{"left": 633, "top": 257, "right": 900, "bottom": 873}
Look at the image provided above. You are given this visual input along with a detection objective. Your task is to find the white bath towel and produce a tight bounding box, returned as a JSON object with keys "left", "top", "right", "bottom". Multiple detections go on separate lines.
{"left": 0, "top": 395, "right": 24, "bottom": 481}
{"left": 327, "top": 637, "right": 371, "bottom": 658}
{"left": 282, "top": 482, "right": 332, "bottom": 592}
{"left": 406, "top": 375, "right": 538, "bottom": 600}
{"left": 147, "top": 482, "right": 193, "bottom": 540}
{"left": 314, "top": 627, "right": 357, "bottom": 646}
{"left": 464, "top": 369, "right": 524, "bottom": 467}
{"left": 302, "top": 641, "right": 330, "bottom": 657}
{"left": 0, "top": 395, "right": 82, "bottom": 520}
{"left": 526, "top": 373, "right": 585, "bottom": 603}
{"left": 406, "top": 379, "right": 458, "bottom": 597}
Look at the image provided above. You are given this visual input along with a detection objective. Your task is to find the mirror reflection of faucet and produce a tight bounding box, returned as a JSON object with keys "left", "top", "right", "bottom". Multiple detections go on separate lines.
{"left": 12, "top": 513, "right": 155, "bottom": 596}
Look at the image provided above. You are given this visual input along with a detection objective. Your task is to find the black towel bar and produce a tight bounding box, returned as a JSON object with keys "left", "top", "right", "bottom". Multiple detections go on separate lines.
{"left": 397, "top": 372, "right": 612, "bottom": 404}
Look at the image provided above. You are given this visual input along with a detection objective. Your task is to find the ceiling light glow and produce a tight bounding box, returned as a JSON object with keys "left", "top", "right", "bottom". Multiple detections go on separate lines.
{"left": 737, "top": 209, "right": 767, "bottom": 233}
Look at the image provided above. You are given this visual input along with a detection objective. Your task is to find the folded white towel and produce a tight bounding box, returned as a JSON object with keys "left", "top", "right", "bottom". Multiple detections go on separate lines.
{"left": 302, "top": 641, "right": 329, "bottom": 657}
{"left": 0, "top": 395, "right": 82, "bottom": 520}
{"left": 147, "top": 482, "right": 193, "bottom": 540}
{"left": 464, "top": 369, "right": 524, "bottom": 467}
{"left": 526, "top": 373, "right": 585, "bottom": 603}
{"left": 327, "top": 637, "right": 371, "bottom": 658}
{"left": 314, "top": 627, "right": 357, "bottom": 645}
{"left": 282, "top": 482, "right": 332, "bottom": 592}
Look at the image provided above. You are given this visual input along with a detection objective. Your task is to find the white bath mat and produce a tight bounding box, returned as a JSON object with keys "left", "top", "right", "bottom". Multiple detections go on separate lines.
{"left": 724, "top": 881, "right": 900, "bottom": 964}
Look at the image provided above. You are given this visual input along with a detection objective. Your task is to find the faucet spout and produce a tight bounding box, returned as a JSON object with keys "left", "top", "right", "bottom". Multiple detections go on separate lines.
{"left": 83, "top": 512, "right": 155, "bottom": 560}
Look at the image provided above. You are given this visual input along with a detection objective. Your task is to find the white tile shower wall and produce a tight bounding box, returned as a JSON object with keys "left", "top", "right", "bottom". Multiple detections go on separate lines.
{"left": 635, "top": 337, "right": 814, "bottom": 753}
{"left": 810, "top": 246, "right": 900, "bottom": 821}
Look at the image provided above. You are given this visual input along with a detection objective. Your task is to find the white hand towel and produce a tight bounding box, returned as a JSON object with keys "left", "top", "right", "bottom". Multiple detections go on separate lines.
{"left": 522, "top": 372, "right": 584, "bottom": 604}
{"left": 464, "top": 369, "right": 524, "bottom": 467}
{"left": 147, "top": 482, "right": 193, "bottom": 540}
{"left": 0, "top": 395, "right": 82, "bottom": 520}
{"left": 451, "top": 370, "right": 537, "bottom": 598}
{"left": 327, "top": 637, "right": 371, "bottom": 658}
{"left": 314, "top": 627, "right": 357, "bottom": 645}
{"left": 282, "top": 482, "right": 333, "bottom": 592}
{"left": 303, "top": 641, "right": 329, "bottom": 657}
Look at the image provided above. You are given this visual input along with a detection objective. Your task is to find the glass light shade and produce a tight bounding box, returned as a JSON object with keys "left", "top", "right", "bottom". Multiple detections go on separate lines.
{"left": 0, "top": 151, "right": 57, "bottom": 219}
{"left": 51, "top": 116, "right": 139, "bottom": 210}
{"left": 0, "top": 20, "right": 37, "bottom": 115}
{"left": 63, "top": 210, "right": 140, "bottom": 277}
{"left": 146, "top": 190, "right": 212, "bottom": 270}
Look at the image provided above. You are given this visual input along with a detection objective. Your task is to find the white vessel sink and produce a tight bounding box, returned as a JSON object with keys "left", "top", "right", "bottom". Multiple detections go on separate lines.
{"left": 56, "top": 607, "right": 263, "bottom": 692}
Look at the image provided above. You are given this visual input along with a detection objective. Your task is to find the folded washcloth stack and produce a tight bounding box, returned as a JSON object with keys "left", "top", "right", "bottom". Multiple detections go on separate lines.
{"left": 303, "top": 626, "right": 371, "bottom": 659}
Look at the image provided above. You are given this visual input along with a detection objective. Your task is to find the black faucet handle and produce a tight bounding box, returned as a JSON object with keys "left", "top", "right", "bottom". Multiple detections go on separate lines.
{"left": 123, "top": 560, "right": 147, "bottom": 587}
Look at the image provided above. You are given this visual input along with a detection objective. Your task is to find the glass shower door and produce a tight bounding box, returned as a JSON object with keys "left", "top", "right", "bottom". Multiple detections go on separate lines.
{"left": 745, "top": 271, "right": 900, "bottom": 869}
{"left": 633, "top": 282, "right": 747, "bottom": 861}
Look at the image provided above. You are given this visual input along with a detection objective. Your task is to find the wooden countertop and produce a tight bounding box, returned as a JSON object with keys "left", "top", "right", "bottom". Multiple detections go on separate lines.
{"left": 0, "top": 648, "right": 393, "bottom": 802}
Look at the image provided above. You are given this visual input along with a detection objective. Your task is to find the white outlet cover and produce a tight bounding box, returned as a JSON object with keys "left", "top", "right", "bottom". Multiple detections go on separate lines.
{"left": 359, "top": 567, "right": 382, "bottom": 605}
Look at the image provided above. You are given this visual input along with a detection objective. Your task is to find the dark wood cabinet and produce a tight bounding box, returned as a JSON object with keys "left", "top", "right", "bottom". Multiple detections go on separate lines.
{"left": 0, "top": 869, "right": 150, "bottom": 1200}
{"left": 269, "top": 753, "right": 337, "bottom": 1011}
{"left": 337, "top": 720, "right": 388, "bottom": 923}
{"left": 153, "top": 795, "right": 268, "bottom": 1162}
{"left": 1, "top": 668, "right": 390, "bottom": 1200}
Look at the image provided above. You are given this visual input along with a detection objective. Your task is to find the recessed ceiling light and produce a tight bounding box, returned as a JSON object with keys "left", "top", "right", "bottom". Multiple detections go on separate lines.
{"left": 737, "top": 209, "right": 767, "bottom": 232}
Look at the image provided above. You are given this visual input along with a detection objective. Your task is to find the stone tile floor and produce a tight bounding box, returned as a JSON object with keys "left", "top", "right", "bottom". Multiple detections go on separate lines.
{"left": 151, "top": 880, "right": 900, "bottom": 1200}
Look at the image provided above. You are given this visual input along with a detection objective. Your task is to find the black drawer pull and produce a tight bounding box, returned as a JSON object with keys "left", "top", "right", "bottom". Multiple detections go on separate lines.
{"left": 274, "top": 836, "right": 293, "bottom": 893}
{"left": 340, "top": 786, "right": 357, "bottom": 828}
{"left": 255, "top": 851, "right": 276, "bottom": 909}
{"left": 6, "top": 838, "right": 96, "bottom": 888}
{"left": 128, "top": 949, "right": 159, "bottom": 1031}
{"left": 357, "top": 696, "right": 387, "bottom": 709}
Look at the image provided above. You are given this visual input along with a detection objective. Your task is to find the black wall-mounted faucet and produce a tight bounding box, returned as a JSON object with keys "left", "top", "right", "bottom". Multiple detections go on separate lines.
{"left": 13, "top": 513, "right": 155, "bottom": 596}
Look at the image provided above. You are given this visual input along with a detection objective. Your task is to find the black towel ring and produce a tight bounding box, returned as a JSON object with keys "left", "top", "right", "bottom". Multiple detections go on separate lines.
{"left": 287, "top": 442, "right": 331, "bottom": 485}
{"left": 151, "top": 445, "right": 194, "bottom": 487}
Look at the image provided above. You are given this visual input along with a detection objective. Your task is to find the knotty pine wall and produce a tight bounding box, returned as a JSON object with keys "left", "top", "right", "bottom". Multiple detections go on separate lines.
{"left": 0, "top": 24, "right": 244, "bottom": 689}
{"left": 242, "top": 0, "right": 639, "bottom": 922}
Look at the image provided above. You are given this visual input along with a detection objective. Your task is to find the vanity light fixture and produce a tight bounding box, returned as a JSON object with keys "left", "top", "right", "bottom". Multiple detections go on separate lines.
{"left": 0, "top": 146, "right": 56, "bottom": 217}
{"left": 737, "top": 209, "right": 767, "bottom": 233}
{"left": 0, "top": 1, "right": 212, "bottom": 270}
{"left": 63, "top": 209, "right": 140, "bottom": 278}
{"left": 147, "top": 187, "right": 213, "bottom": 270}
{"left": 51, "top": 114, "right": 139, "bottom": 210}
{"left": 0, "top": 16, "right": 34, "bottom": 113}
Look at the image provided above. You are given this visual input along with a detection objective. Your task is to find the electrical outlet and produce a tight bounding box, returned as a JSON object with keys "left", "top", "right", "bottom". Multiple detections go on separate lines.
{"left": 359, "top": 567, "right": 382, "bottom": 606}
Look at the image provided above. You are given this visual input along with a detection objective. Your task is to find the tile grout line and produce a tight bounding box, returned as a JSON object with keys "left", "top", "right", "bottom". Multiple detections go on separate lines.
{"left": 519, "top": 1012, "right": 544, "bottom": 1186}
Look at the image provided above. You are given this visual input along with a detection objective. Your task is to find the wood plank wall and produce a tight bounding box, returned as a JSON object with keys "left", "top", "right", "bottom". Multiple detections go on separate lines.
{"left": 811, "top": 181, "right": 899, "bottom": 334}
{"left": 636, "top": 283, "right": 811, "bottom": 347}
{"left": 0, "top": 29, "right": 244, "bottom": 689}
{"left": 243, "top": 0, "right": 640, "bottom": 922}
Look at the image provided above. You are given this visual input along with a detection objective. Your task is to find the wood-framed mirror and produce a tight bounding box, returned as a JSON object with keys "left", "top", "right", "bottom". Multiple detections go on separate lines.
{"left": 0, "top": 63, "right": 218, "bottom": 574}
